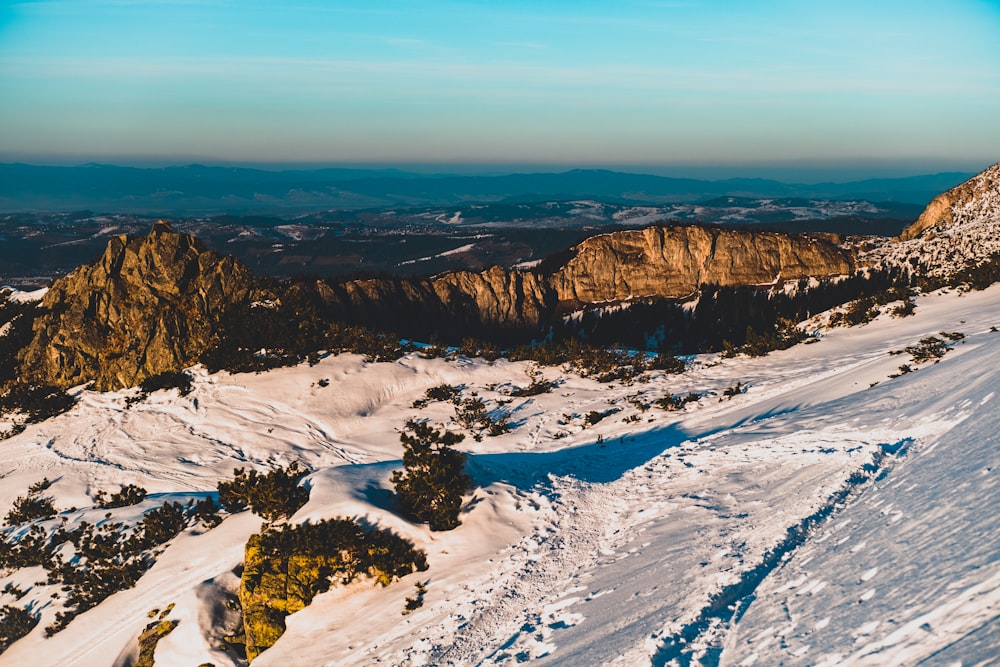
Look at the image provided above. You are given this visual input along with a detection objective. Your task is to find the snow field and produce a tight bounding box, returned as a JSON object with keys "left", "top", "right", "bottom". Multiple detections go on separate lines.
{"left": 0, "top": 285, "right": 997, "bottom": 665}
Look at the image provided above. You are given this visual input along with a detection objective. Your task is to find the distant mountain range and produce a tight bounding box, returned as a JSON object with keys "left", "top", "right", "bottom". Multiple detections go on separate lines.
{"left": 0, "top": 163, "right": 974, "bottom": 215}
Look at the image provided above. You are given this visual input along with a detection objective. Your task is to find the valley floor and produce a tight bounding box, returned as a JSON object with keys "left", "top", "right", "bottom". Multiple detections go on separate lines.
{"left": 1, "top": 285, "right": 998, "bottom": 666}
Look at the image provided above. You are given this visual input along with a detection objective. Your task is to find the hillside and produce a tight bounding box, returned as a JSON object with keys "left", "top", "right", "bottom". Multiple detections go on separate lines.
{"left": 864, "top": 162, "right": 1000, "bottom": 280}
{"left": 0, "top": 163, "right": 998, "bottom": 666}
{"left": 0, "top": 280, "right": 995, "bottom": 666}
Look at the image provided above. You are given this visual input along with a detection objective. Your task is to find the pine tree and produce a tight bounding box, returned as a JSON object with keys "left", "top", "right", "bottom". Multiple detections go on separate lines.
{"left": 391, "top": 420, "right": 470, "bottom": 531}
{"left": 217, "top": 462, "right": 310, "bottom": 523}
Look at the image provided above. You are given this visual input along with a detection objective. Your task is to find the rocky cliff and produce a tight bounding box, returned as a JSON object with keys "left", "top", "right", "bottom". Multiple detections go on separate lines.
{"left": 19, "top": 221, "right": 252, "bottom": 391}
{"left": 311, "top": 264, "right": 555, "bottom": 341}
{"left": 899, "top": 162, "right": 1000, "bottom": 241}
{"left": 864, "top": 162, "right": 1000, "bottom": 279}
{"left": 15, "top": 221, "right": 854, "bottom": 389}
{"left": 318, "top": 224, "right": 853, "bottom": 338}
{"left": 550, "top": 225, "right": 853, "bottom": 304}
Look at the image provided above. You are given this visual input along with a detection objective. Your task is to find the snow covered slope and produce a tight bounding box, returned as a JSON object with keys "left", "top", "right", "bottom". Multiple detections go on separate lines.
{"left": 1, "top": 285, "right": 998, "bottom": 666}
{"left": 721, "top": 341, "right": 1000, "bottom": 666}
{"left": 865, "top": 162, "right": 1000, "bottom": 279}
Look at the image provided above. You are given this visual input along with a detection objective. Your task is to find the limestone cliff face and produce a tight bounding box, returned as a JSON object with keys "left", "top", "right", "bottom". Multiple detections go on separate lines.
{"left": 17, "top": 222, "right": 854, "bottom": 387}
{"left": 19, "top": 221, "right": 252, "bottom": 390}
{"left": 899, "top": 162, "right": 1000, "bottom": 241}
{"left": 431, "top": 266, "right": 552, "bottom": 329}
{"left": 313, "top": 265, "right": 554, "bottom": 340}
{"left": 549, "top": 225, "right": 852, "bottom": 303}
{"left": 318, "top": 224, "right": 853, "bottom": 336}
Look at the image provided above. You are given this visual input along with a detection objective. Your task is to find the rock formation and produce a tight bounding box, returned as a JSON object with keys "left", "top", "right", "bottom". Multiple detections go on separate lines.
{"left": 19, "top": 221, "right": 252, "bottom": 391}
{"left": 315, "top": 265, "right": 555, "bottom": 340}
{"left": 15, "top": 220, "right": 854, "bottom": 390}
{"left": 237, "top": 532, "right": 315, "bottom": 662}
{"left": 317, "top": 224, "right": 854, "bottom": 338}
{"left": 431, "top": 265, "right": 553, "bottom": 329}
{"left": 550, "top": 225, "right": 853, "bottom": 304}
{"left": 899, "top": 162, "right": 1000, "bottom": 241}
{"left": 234, "top": 521, "right": 427, "bottom": 662}
{"left": 864, "top": 162, "right": 1000, "bottom": 279}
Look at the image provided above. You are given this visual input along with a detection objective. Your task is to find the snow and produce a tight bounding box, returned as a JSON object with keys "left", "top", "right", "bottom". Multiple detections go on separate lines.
{"left": 863, "top": 163, "right": 1000, "bottom": 279}
{"left": 2, "top": 287, "right": 48, "bottom": 303}
{"left": 720, "top": 341, "right": 1000, "bottom": 666}
{"left": 1, "top": 285, "right": 999, "bottom": 666}
{"left": 398, "top": 243, "right": 477, "bottom": 266}
{"left": 513, "top": 259, "right": 543, "bottom": 270}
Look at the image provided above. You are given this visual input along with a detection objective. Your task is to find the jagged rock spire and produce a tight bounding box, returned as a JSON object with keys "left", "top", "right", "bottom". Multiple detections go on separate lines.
{"left": 19, "top": 223, "right": 252, "bottom": 390}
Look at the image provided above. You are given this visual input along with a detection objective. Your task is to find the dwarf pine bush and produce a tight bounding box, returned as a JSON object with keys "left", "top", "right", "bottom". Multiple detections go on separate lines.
{"left": 217, "top": 462, "right": 310, "bottom": 523}
{"left": 391, "top": 420, "right": 471, "bottom": 531}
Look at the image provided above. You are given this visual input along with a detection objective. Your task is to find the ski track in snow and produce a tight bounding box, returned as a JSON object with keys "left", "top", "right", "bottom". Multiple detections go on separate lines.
{"left": 425, "top": 479, "right": 626, "bottom": 666}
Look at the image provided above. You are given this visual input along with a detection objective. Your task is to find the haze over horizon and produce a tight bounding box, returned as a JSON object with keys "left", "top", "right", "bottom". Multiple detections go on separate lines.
{"left": 2, "top": 1, "right": 999, "bottom": 180}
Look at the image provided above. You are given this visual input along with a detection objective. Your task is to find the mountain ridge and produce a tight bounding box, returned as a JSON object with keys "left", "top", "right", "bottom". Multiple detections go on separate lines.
{"left": 0, "top": 163, "right": 975, "bottom": 214}
{"left": 16, "top": 221, "right": 853, "bottom": 390}
{"left": 12, "top": 159, "right": 1000, "bottom": 391}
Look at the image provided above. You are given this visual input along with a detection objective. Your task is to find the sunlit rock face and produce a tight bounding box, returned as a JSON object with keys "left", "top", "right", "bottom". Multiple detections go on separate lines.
{"left": 321, "top": 224, "right": 853, "bottom": 335}
{"left": 431, "top": 265, "right": 553, "bottom": 329}
{"left": 19, "top": 221, "right": 252, "bottom": 391}
{"left": 549, "top": 225, "right": 853, "bottom": 304}
{"left": 899, "top": 162, "right": 1000, "bottom": 241}
{"left": 16, "top": 220, "right": 854, "bottom": 388}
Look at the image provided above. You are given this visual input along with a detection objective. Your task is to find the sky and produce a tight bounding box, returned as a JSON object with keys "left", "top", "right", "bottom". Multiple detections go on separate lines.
{"left": 1, "top": 0, "right": 999, "bottom": 177}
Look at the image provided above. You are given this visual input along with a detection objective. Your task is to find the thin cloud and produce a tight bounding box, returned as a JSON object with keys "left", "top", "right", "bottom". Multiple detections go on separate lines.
{"left": 3, "top": 55, "right": 996, "bottom": 99}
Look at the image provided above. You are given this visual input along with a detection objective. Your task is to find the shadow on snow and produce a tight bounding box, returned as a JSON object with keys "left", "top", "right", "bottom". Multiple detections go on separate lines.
{"left": 466, "top": 422, "right": 692, "bottom": 490}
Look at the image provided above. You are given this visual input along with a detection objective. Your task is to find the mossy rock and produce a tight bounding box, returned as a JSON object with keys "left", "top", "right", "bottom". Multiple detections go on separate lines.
{"left": 239, "top": 535, "right": 329, "bottom": 661}
{"left": 135, "top": 617, "right": 178, "bottom": 667}
{"left": 237, "top": 520, "right": 427, "bottom": 662}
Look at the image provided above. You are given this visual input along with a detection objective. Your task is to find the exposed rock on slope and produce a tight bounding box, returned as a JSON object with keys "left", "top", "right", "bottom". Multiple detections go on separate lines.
{"left": 865, "top": 162, "right": 1000, "bottom": 278}
{"left": 319, "top": 224, "right": 853, "bottom": 337}
{"left": 15, "top": 221, "right": 854, "bottom": 388}
{"left": 899, "top": 162, "right": 1000, "bottom": 241}
{"left": 237, "top": 533, "right": 317, "bottom": 662}
{"left": 550, "top": 225, "right": 853, "bottom": 304}
{"left": 326, "top": 266, "right": 554, "bottom": 336}
{"left": 432, "top": 266, "right": 553, "bottom": 329}
{"left": 235, "top": 522, "right": 427, "bottom": 662}
{"left": 19, "top": 221, "right": 252, "bottom": 391}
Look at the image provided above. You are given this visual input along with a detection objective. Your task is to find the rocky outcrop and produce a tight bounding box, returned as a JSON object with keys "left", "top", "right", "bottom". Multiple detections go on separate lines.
{"left": 317, "top": 224, "right": 853, "bottom": 337}
{"left": 899, "top": 162, "right": 1000, "bottom": 241}
{"left": 432, "top": 266, "right": 553, "bottom": 329}
{"left": 550, "top": 226, "right": 853, "bottom": 304}
{"left": 234, "top": 521, "right": 427, "bottom": 662}
{"left": 863, "top": 162, "right": 1000, "bottom": 279}
{"left": 311, "top": 265, "right": 555, "bottom": 342}
{"left": 18, "top": 221, "right": 252, "bottom": 391}
{"left": 135, "top": 606, "right": 178, "bottom": 667}
{"left": 237, "top": 532, "right": 318, "bottom": 662}
{"left": 16, "top": 221, "right": 854, "bottom": 388}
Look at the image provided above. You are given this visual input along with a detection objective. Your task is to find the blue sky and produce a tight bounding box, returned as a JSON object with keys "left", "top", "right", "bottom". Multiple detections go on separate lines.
{"left": 1, "top": 0, "right": 999, "bottom": 176}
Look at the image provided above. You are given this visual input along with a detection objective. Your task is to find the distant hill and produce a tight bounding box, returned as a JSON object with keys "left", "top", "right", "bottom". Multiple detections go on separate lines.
{"left": 0, "top": 163, "right": 974, "bottom": 215}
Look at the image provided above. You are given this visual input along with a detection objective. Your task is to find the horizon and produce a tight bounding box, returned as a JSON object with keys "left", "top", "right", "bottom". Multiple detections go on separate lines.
{"left": 0, "top": 159, "right": 990, "bottom": 185}
{"left": 2, "top": 1, "right": 999, "bottom": 171}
